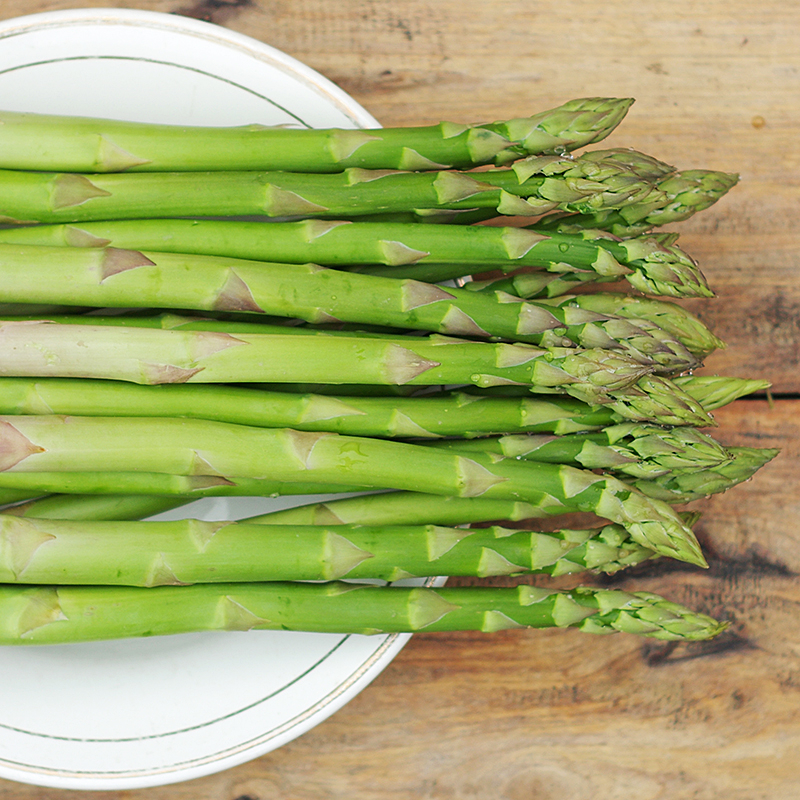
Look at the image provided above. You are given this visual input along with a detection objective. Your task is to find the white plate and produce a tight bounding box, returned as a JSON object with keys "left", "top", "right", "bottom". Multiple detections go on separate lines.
{"left": 0, "top": 8, "right": 434, "bottom": 791}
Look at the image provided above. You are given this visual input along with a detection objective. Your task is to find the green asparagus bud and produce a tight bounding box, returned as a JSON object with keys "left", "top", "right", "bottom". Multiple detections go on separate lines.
{"left": 672, "top": 375, "right": 771, "bottom": 409}
{"left": 605, "top": 376, "right": 716, "bottom": 427}
{"left": 425, "top": 423, "right": 731, "bottom": 479}
{"left": 633, "top": 447, "right": 779, "bottom": 503}
{"left": 536, "top": 170, "right": 739, "bottom": 237}
{"left": 535, "top": 293, "right": 725, "bottom": 358}
{"left": 464, "top": 289, "right": 722, "bottom": 360}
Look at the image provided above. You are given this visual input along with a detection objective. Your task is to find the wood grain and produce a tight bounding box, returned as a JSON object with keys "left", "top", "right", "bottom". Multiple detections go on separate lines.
{"left": 0, "top": 1, "right": 796, "bottom": 798}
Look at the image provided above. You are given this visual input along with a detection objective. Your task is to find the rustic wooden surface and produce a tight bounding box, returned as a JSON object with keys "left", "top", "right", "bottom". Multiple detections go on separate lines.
{"left": 0, "top": 2, "right": 797, "bottom": 798}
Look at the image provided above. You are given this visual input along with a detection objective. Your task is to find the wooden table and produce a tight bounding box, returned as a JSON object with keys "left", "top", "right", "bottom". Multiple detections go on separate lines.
{"left": 0, "top": 2, "right": 797, "bottom": 798}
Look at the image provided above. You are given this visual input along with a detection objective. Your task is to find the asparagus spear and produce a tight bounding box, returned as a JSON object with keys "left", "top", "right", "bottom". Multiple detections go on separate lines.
{"left": 0, "top": 582, "right": 728, "bottom": 644}
{"left": 0, "top": 378, "right": 683, "bottom": 439}
{"left": 11, "top": 491, "right": 542, "bottom": 526}
{"left": 0, "top": 514, "right": 661, "bottom": 585}
{"left": 0, "top": 143, "right": 667, "bottom": 226}
{"left": 0, "top": 211, "right": 659, "bottom": 270}
{"left": 247, "top": 488, "right": 693, "bottom": 528}
{"left": 0, "top": 414, "right": 706, "bottom": 564}
{"left": 0, "top": 320, "right": 651, "bottom": 403}
{"left": 0, "top": 98, "right": 633, "bottom": 173}
{"left": 1, "top": 443, "right": 775, "bottom": 510}
{"left": 424, "top": 424, "right": 731, "bottom": 479}
{"left": 0, "top": 243, "right": 687, "bottom": 360}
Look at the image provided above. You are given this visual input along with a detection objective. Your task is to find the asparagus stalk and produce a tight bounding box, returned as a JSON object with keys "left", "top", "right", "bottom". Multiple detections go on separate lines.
{"left": 0, "top": 378, "right": 682, "bottom": 439}
{"left": 0, "top": 514, "right": 662, "bottom": 585}
{"left": 0, "top": 243, "right": 687, "bottom": 360}
{"left": 0, "top": 415, "right": 706, "bottom": 564}
{"left": 0, "top": 320, "right": 651, "bottom": 403}
{"left": 0, "top": 488, "right": 44, "bottom": 506}
{"left": 2, "top": 494, "right": 190, "bottom": 521}
{"left": 0, "top": 98, "right": 634, "bottom": 173}
{"left": 0, "top": 471, "right": 355, "bottom": 498}
{"left": 16, "top": 491, "right": 545, "bottom": 526}
{"left": 0, "top": 582, "right": 728, "bottom": 644}
{"left": 632, "top": 447, "right": 779, "bottom": 503}
{"left": 535, "top": 170, "right": 740, "bottom": 237}
{"left": 424, "top": 424, "right": 732, "bottom": 479}
{"left": 246, "top": 489, "right": 695, "bottom": 528}
{"left": 0, "top": 143, "right": 667, "bottom": 226}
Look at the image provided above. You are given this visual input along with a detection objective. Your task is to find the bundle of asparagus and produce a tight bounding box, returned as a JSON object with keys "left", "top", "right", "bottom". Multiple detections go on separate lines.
{"left": 0, "top": 98, "right": 776, "bottom": 646}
